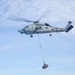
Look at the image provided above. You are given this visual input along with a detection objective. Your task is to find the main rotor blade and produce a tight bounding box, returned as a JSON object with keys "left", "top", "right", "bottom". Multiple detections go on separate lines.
{"left": 8, "top": 15, "right": 34, "bottom": 22}
{"left": 37, "top": 11, "right": 47, "bottom": 22}
{"left": 38, "top": 14, "right": 44, "bottom": 22}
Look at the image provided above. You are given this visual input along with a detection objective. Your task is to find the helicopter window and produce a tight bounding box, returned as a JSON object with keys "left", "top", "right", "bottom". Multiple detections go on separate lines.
{"left": 25, "top": 26, "right": 29, "bottom": 28}
{"left": 46, "top": 27, "right": 48, "bottom": 29}
{"left": 39, "top": 26, "right": 42, "bottom": 29}
{"left": 52, "top": 29, "right": 54, "bottom": 31}
{"left": 45, "top": 23, "right": 51, "bottom": 27}
{"left": 36, "top": 26, "right": 42, "bottom": 30}
{"left": 45, "top": 23, "right": 49, "bottom": 26}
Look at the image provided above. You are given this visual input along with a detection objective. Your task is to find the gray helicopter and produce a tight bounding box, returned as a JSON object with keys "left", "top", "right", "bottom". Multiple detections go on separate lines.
{"left": 9, "top": 16, "right": 74, "bottom": 37}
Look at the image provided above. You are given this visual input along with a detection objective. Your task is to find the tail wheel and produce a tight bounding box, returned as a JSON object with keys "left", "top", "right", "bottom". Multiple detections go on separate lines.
{"left": 30, "top": 35, "right": 33, "bottom": 37}
{"left": 50, "top": 34, "right": 52, "bottom": 36}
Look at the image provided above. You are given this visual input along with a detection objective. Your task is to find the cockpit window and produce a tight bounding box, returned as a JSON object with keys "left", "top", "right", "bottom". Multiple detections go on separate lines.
{"left": 25, "top": 26, "right": 29, "bottom": 28}
{"left": 22, "top": 28, "right": 25, "bottom": 31}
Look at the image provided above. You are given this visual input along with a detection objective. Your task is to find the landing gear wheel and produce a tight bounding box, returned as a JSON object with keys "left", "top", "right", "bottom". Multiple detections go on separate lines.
{"left": 50, "top": 34, "right": 52, "bottom": 36}
{"left": 30, "top": 35, "right": 33, "bottom": 37}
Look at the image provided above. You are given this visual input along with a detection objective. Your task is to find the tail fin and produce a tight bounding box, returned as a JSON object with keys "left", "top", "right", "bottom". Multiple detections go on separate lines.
{"left": 65, "top": 21, "right": 74, "bottom": 32}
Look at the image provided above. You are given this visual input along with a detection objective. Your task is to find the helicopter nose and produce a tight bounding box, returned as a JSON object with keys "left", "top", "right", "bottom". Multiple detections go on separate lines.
{"left": 18, "top": 29, "right": 23, "bottom": 34}
{"left": 18, "top": 30, "right": 21, "bottom": 32}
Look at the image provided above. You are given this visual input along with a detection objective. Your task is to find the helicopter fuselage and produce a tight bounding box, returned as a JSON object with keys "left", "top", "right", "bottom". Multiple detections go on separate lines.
{"left": 18, "top": 21, "right": 73, "bottom": 37}
{"left": 18, "top": 23, "right": 65, "bottom": 35}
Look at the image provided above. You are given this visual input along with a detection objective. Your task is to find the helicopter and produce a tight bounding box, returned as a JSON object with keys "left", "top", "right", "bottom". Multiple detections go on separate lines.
{"left": 8, "top": 15, "right": 74, "bottom": 69}
{"left": 8, "top": 15, "right": 74, "bottom": 37}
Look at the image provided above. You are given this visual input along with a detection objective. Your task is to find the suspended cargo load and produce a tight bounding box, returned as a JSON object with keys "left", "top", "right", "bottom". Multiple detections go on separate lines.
{"left": 42, "top": 63, "right": 48, "bottom": 69}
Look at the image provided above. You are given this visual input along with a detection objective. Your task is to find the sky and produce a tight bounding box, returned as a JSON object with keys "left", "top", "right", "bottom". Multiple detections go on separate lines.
{"left": 0, "top": 0, "right": 75, "bottom": 75}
